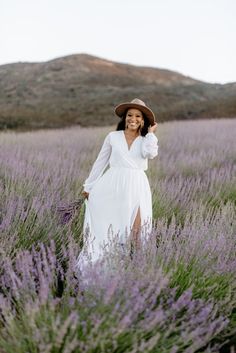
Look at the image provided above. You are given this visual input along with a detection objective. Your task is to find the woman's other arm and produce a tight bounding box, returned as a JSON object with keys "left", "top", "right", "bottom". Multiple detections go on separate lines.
{"left": 82, "top": 132, "right": 112, "bottom": 196}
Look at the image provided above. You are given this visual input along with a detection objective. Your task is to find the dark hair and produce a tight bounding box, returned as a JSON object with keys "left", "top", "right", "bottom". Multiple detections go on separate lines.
{"left": 116, "top": 108, "right": 150, "bottom": 136}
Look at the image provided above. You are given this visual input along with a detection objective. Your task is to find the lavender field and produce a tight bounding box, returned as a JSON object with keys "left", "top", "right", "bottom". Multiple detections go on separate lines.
{"left": 0, "top": 118, "right": 236, "bottom": 353}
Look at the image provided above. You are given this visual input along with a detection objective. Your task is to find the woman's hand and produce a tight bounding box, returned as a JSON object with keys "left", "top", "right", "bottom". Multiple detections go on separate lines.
{"left": 148, "top": 122, "right": 158, "bottom": 133}
{"left": 81, "top": 190, "right": 89, "bottom": 200}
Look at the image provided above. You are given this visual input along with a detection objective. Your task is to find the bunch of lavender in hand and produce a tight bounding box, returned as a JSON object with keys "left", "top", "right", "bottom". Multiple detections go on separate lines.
{"left": 54, "top": 188, "right": 85, "bottom": 225}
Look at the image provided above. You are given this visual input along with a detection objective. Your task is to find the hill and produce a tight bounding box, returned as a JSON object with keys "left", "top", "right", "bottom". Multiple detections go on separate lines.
{"left": 0, "top": 53, "right": 235, "bottom": 130}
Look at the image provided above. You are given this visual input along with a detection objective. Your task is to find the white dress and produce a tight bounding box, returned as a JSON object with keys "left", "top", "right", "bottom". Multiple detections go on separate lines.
{"left": 77, "top": 130, "right": 158, "bottom": 269}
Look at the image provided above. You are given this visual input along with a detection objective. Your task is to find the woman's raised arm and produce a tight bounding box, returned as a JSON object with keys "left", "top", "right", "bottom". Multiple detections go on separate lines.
{"left": 141, "top": 132, "right": 159, "bottom": 159}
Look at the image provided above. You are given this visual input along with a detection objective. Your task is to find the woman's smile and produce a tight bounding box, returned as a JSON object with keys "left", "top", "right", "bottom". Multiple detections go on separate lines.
{"left": 128, "top": 122, "right": 139, "bottom": 127}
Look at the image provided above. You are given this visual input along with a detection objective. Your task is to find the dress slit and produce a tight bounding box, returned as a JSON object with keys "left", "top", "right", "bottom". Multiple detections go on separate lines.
{"left": 130, "top": 203, "right": 142, "bottom": 232}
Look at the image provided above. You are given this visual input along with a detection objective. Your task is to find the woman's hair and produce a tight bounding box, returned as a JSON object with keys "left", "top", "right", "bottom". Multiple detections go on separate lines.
{"left": 116, "top": 108, "right": 150, "bottom": 136}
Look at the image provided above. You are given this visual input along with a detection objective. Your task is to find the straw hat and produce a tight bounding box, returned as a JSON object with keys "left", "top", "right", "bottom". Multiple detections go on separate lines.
{"left": 114, "top": 98, "right": 156, "bottom": 126}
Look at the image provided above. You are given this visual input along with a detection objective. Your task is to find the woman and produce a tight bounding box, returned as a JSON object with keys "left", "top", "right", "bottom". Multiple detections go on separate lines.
{"left": 77, "top": 98, "right": 158, "bottom": 269}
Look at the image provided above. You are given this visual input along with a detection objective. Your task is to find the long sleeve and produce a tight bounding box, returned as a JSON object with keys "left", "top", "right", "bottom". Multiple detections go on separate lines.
{"left": 83, "top": 132, "right": 112, "bottom": 193}
{"left": 141, "top": 132, "right": 159, "bottom": 159}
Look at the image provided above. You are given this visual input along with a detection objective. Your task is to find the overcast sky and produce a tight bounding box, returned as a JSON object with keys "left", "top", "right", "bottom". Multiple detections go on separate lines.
{"left": 0, "top": 0, "right": 235, "bottom": 83}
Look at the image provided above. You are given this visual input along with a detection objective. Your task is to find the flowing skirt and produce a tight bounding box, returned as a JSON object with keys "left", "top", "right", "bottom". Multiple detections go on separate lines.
{"left": 77, "top": 166, "right": 153, "bottom": 270}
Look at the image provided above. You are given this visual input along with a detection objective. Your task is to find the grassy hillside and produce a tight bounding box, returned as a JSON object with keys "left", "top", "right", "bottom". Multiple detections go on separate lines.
{"left": 0, "top": 53, "right": 235, "bottom": 131}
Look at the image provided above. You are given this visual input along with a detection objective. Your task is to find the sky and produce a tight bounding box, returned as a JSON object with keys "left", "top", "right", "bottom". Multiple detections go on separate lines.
{"left": 0, "top": 0, "right": 235, "bottom": 84}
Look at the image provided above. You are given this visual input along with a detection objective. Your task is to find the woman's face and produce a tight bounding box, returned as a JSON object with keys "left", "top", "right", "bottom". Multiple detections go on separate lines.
{"left": 125, "top": 108, "right": 144, "bottom": 132}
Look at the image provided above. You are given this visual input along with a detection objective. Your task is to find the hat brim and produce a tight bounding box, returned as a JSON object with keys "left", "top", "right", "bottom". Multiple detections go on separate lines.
{"left": 114, "top": 102, "right": 156, "bottom": 126}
